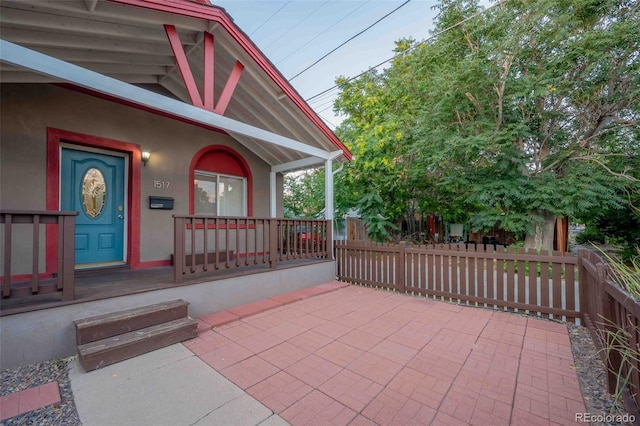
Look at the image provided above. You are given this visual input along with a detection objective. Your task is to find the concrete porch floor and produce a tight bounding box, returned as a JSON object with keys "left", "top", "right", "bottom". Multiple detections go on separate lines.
{"left": 182, "top": 283, "right": 585, "bottom": 425}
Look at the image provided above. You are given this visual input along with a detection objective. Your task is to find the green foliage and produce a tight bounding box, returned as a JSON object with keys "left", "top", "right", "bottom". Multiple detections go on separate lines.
{"left": 330, "top": 0, "right": 639, "bottom": 244}
{"left": 356, "top": 192, "right": 399, "bottom": 242}
{"left": 283, "top": 170, "right": 325, "bottom": 218}
{"left": 575, "top": 226, "right": 606, "bottom": 244}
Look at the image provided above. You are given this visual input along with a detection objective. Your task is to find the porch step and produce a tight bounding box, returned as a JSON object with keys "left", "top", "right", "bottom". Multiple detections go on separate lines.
{"left": 74, "top": 299, "right": 197, "bottom": 371}
{"left": 75, "top": 299, "right": 190, "bottom": 345}
{"left": 77, "top": 317, "right": 197, "bottom": 371}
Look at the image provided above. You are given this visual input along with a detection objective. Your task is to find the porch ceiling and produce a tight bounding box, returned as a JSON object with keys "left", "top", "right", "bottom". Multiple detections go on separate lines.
{"left": 0, "top": 0, "right": 350, "bottom": 168}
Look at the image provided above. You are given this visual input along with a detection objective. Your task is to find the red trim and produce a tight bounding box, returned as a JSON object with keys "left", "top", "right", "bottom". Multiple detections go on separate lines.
{"left": 106, "top": 0, "right": 352, "bottom": 160}
{"left": 0, "top": 273, "right": 54, "bottom": 284}
{"left": 203, "top": 32, "right": 215, "bottom": 111}
{"left": 134, "top": 259, "right": 172, "bottom": 268}
{"left": 189, "top": 145, "right": 253, "bottom": 216}
{"left": 46, "top": 128, "right": 142, "bottom": 274}
{"left": 215, "top": 61, "right": 244, "bottom": 115}
{"left": 164, "top": 24, "right": 204, "bottom": 108}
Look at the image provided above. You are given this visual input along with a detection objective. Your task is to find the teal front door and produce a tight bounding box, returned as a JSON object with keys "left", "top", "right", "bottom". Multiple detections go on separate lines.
{"left": 61, "top": 148, "right": 125, "bottom": 266}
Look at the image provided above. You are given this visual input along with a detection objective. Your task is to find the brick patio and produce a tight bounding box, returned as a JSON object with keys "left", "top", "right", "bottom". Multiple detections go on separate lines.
{"left": 184, "top": 282, "right": 586, "bottom": 425}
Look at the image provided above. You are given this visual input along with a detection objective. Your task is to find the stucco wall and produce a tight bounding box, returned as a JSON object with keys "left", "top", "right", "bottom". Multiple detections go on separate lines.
{"left": 1, "top": 83, "right": 282, "bottom": 266}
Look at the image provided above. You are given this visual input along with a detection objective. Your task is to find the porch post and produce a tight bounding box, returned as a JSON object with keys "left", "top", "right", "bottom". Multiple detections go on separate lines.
{"left": 270, "top": 171, "right": 277, "bottom": 218}
{"left": 325, "top": 159, "right": 334, "bottom": 259}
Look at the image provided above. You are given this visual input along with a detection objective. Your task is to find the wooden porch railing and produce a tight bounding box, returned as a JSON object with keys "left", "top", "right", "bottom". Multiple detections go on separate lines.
{"left": 173, "top": 216, "right": 330, "bottom": 284}
{"left": 1, "top": 210, "right": 77, "bottom": 301}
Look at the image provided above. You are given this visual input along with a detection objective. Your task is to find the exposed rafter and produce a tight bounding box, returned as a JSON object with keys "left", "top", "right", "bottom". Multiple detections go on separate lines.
{"left": 0, "top": 0, "right": 351, "bottom": 165}
{"left": 84, "top": 0, "right": 98, "bottom": 12}
{"left": 0, "top": 39, "right": 335, "bottom": 160}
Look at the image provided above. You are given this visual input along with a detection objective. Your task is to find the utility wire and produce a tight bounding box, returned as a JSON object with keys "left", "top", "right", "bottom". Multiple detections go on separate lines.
{"left": 305, "top": 1, "right": 501, "bottom": 102}
{"left": 250, "top": 1, "right": 291, "bottom": 36}
{"left": 289, "top": 0, "right": 412, "bottom": 81}
{"left": 276, "top": 1, "right": 371, "bottom": 65}
{"left": 263, "top": 1, "right": 330, "bottom": 50}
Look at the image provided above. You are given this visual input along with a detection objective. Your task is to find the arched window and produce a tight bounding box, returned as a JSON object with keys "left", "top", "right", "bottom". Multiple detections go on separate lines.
{"left": 189, "top": 145, "right": 252, "bottom": 216}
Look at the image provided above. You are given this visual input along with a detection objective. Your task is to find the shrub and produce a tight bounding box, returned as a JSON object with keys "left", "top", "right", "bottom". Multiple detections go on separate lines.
{"left": 576, "top": 227, "right": 606, "bottom": 245}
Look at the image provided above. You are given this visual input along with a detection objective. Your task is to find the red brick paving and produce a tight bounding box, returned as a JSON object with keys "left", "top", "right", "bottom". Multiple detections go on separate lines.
{"left": 0, "top": 382, "right": 61, "bottom": 422}
{"left": 185, "top": 281, "right": 587, "bottom": 425}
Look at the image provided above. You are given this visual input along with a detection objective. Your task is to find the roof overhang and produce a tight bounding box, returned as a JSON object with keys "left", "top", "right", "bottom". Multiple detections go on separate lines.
{"left": 0, "top": 0, "right": 352, "bottom": 168}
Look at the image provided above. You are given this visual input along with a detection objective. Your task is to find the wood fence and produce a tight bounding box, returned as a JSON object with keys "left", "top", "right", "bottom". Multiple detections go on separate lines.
{"left": 335, "top": 240, "right": 580, "bottom": 322}
{"left": 335, "top": 241, "right": 640, "bottom": 414}
{"left": 580, "top": 248, "right": 640, "bottom": 415}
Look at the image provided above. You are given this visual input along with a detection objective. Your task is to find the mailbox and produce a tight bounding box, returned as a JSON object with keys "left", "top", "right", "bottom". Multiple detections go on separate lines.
{"left": 149, "top": 196, "right": 174, "bottom": 210}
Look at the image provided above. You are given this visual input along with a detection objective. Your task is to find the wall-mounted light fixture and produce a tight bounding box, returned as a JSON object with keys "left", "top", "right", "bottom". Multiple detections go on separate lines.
{"left": 141, "top": 151, "right": 151, "bottom": 167}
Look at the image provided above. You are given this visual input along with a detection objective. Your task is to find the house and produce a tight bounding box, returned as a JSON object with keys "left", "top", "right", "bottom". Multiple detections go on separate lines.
{"left": 0, "top": 0, "right": 351, "bottom": 370}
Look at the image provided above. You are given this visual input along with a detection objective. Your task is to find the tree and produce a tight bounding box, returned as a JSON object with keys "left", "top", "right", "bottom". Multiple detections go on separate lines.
{"left": 283, "top": 170, "right": 325, "bottom": 218}
{"left": 333, "top": 0, "right": 640, "bottom": 248}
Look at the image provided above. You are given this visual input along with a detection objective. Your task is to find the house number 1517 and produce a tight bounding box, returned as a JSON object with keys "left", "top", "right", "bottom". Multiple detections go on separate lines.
{"left": 153, "top": 180, "right": 170, "bottom": 189}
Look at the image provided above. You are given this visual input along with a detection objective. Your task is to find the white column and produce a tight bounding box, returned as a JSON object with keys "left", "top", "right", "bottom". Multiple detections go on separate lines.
{"left": 325, "top": 159, "right": 334, "bottom": 221}
{"left": 325, "top": 159, "right": 334, "bottom": 259}
{"left": 270, "top": 171, "right": 277, "bottom": 218}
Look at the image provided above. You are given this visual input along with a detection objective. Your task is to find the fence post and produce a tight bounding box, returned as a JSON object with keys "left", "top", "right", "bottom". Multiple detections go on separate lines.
{"left": 3, "top": 213, "right": 12, "bottom": 298}
{"left": 326, "top": 220, "right": 333, "bottom": 259}
{"left": 269, "top": 219, "right": 278, "bottom": 269}
{"left": 174, "top": 216, "right": 184, "bottom": 284}
{"left": 578, "top": 249, "right": 588, "bottom": 322}
{"left": 60, "top": 214, "right": 76, "bottom": 302}
{"left": 396, "top": 241, "right": 406, "bottom": 293}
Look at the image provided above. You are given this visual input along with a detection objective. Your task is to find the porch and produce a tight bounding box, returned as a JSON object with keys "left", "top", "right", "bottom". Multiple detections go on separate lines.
{"left": 1, "top": 210, "right": 331, "bottom": 314}
{"left": 0, "top": 257, "right": 332, "bottom": 316}
{"left": 0, "top": 210, "right": 336, "bottom": 369}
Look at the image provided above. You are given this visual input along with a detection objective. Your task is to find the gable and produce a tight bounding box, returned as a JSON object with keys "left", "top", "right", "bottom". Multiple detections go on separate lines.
{"left": 0, "top": 0, "right": 351, "bottom": 169}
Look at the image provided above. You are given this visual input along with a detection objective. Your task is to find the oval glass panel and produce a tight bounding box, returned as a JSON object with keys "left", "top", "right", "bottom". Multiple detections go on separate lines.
{"left": 82, "top": 168, "right": 107, "bottom": 218}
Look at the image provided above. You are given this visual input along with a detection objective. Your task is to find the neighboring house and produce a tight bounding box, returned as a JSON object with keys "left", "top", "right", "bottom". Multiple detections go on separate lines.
{"left": 0, "top": 0, "right": 351, "bottom": 369}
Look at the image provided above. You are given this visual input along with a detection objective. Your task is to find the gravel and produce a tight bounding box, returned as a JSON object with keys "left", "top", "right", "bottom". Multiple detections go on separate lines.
{"left": 0, "top": 357, "right": 81, "bottom": 426}
{"left": 0, "top": 320, "right": 635, "bottom": 425}
{"left": 568, "top": 323, "right": 634, "bottom": 425}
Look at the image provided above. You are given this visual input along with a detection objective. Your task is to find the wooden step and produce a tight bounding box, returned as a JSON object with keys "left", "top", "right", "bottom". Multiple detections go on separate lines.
{"left": 75, "top": 299, "right": 189, "bottom": 345}
{"left": 77, "top": 317, "right": 198, "bottom": 371}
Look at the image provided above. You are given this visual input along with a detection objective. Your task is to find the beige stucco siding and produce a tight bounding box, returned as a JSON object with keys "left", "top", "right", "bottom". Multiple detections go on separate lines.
{"left": 0, "top": 83, "right": 280, "bottom": 266}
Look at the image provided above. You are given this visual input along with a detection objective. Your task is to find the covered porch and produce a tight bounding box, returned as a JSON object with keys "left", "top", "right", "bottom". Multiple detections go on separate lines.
{"left": 1, "top": 212, "right": 332, "bottom": 316}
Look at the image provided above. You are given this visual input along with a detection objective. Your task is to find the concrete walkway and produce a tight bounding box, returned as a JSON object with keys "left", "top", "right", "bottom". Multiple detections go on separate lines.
{"left": 71, "top": 282, "right": 587, "bottom": 425}
{"left": 69, "top": 344, "right": 286, "bottom": 426}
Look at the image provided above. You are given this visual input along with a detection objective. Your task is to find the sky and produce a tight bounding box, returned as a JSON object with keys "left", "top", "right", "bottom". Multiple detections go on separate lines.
{"left": 212, "top": 0, "right": 444, "bottom": 129}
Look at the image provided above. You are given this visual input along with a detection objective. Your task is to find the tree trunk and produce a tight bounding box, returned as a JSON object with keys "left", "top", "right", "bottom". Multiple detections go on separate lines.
{"left": 524, "top": 212, "right": 556, "bottom": 251}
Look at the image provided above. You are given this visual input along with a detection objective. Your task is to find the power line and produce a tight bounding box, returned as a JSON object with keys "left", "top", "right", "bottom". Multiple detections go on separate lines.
{"left": 250, "top": 1, "right": 291, "bottom": 36}
{"left": 305, "top": 1, "right": 500, "bottom": 102}
{"left": 307, "top": 86, "right": 341, "bottom": 105}
{"left": 275, "top": 1, "right": 371, "bottom": 66}
{"left": 289, "top": 0, "right": 412, "bottom": 81}
{"left": 263, "top": 1, "right": 330, "bottom": 50}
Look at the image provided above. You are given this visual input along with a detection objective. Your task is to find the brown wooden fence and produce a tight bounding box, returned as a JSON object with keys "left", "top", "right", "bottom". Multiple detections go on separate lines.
{"left": 1, "top": 210, "right": 77, "bottom": 301}
{"left": 580, "top": 248, "right": 640, "bottom": 415}
{"left": 335, "top": 240, "right": 580, "bottom": 322}
{"left": 335, "top": 241, "right": 640, "bottom": 413}
{"left": 173, "top": 216, "right": 330, "bottom": 283}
